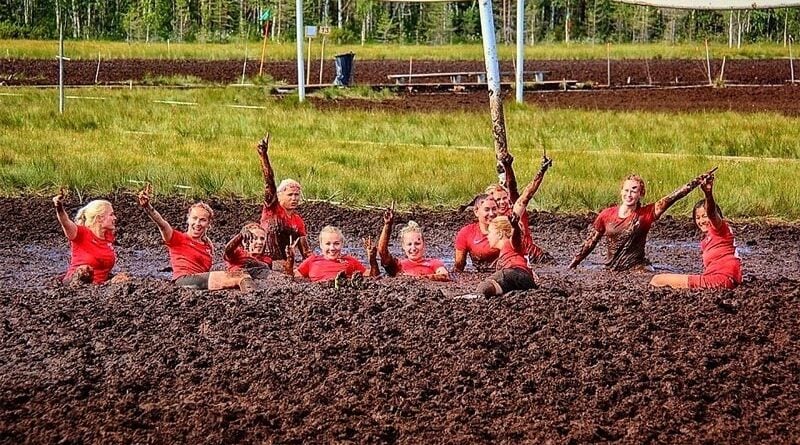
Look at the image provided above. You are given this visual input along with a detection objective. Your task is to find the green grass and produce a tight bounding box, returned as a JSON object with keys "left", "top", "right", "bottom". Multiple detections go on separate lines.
{"left": 0, "top": 86, "right": 799, "bottom": 219}
{"left": 1, "top": 39, "right": 796, "bottom": 61}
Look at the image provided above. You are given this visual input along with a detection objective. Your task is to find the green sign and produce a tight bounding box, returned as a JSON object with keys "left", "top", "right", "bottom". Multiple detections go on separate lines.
{"left": 260, "top": 9, "right": 272, "bottom": 21}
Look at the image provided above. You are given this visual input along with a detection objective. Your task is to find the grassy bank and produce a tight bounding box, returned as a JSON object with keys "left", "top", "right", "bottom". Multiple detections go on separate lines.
{"left": 1, "top": 87, "right": 798, "bottom": 219}
{"left": 0, "top": 39, "right": 795, "bottom": 61}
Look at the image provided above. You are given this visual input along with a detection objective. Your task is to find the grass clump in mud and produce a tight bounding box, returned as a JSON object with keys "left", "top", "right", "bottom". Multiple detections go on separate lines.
{"left": 141, "top": 74, "right": 207, "bottom": 86}
{"left": 313, "top": 86, "right": 396, "bottom": 101}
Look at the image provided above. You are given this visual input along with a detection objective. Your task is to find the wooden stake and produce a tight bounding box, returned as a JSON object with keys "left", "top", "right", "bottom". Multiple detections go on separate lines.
{"left": 318, "top": 35, "right": 326, "bottom": 85}
{"left": 790, "top": 35, "right": 796, "bottom": 84}
{"left": 705, "top": 38, "right": 713, "bottom": 86}
{"left": 606, "top": 43, "right": 611, "bottom": 87}
{"left": 94, "top": 52, "right": 101, "bottom": 84}
{"left": 259, "top": 27, "right": 269, "bottom": 76}
{"left": 718, "top": 56, "right": 726, "bottom": 86}
{"left": 306, "top": 37, "right": 312, "bottom": 85}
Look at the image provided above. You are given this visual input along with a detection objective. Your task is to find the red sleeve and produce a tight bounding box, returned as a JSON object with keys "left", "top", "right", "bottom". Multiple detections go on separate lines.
{"left": 296, "top": 216, "right": 308, "bottom": 236}
{"left": 430, "top": 258, "right": 446, "bottom": 271}
{"left": 454, "top": 225, "right": 471, "bottom": 251}
{"left": 708, "top": 220, "right": 732, "bottom": 238}
{"left": 297, "top": 255, "right": 314, "bottom": 277}
{"left": 73, "top": 225, "right": 89, "bottom": 244}
{"left": 592, "top": 209, "right": 610, "bottom": 233}
{"left": 224, "top": 247, "right": 247, "bottom": 265}
{"left": 346, "top": 256, "right": 366, "bottom": 274}
{"left": 641, "top": 203, "right": 657, "bottom": 224}
{"left": 165, "top": 230, "right": 186, "bottom": 247}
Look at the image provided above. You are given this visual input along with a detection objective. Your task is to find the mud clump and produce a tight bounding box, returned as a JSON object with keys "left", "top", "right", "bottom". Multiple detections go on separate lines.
{"left": 1, "top": 195, "right": 799, "bottom": 443}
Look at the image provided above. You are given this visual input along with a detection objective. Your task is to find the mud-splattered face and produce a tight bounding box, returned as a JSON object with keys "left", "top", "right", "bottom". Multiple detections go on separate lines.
{"left": 694, "top": 206, "right": 710, "bottom": 233}
{"left": 474, "top": 197, "right": 498, "bottom": 229}
{"left": 278, "top": 186, "right": 302, "bottom": 211}
{"left": 487, "top": 224, "right": 503, "bottom": 249}
{"left": 246, "top": 227, "right": 268, "bottom": 254}
{"left": 319, "top": 231, "right": 344, "bottom": 260}
{"left": 620, "top": 179, "right": 644, "bottom": 207}
{"left": 490, "top": 189, "right": 510, "bottom": 214}
{"left": 97, "top": 205, "right": 117, "bottom": 232}
{"left": 186, "top": 207, "right": 211, "bottom": 239}
{"left": 401, "top": 231, "right": 425, "bottom": 262}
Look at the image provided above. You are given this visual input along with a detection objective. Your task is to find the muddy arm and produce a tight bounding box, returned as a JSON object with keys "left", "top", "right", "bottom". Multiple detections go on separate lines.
{"left": 512, "top": 155, "right": 552, "bottom": 218}
{"left": 498, "top": 153, "right": 519, "bottom": 202}
{"left": 298, "top": 236, "right": 312, "bottom": 259}
{"left": 653, "top": 169, "right": 713, "bottom": 220}
{"left": 568, "top": 228, "right": 603, "bottom": 269}
{"left": 701, "top": 175, "right": 725, "bottom": 231}
{"left": 256, "top": 135, "right": 278, "bottom": 208}
{"left": 224, "top": 231, "right": 246, "bottom": 260}
{"left": 378, "top": 207, "right": 401, "bottom": 276}
{"left": 364, "top": 237, "right": 380, "bottom": 277}
{"left": 283, "top": 244, "right": 296, "bottom": 278}
{"left": 53, "top": 189, "right": 78, "bottom": 241}
{"left": 138, "top": 185, "right": 174, "bottom": 243}
{"left": 454, "top": 250, "right": 468, "bottom": 272}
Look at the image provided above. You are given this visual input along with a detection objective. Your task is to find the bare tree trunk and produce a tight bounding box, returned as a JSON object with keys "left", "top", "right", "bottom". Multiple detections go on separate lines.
{"left": 729, "top": 11, "right": 734, "bottom": 47}
{"left": 564, "top": 0, "right": 570, "bottom": 43}
{"left": 784, "top": 8, "right": 789, "bottom": 47}
{"left": 737, "top": 10, "right": 742, "bottom": 48}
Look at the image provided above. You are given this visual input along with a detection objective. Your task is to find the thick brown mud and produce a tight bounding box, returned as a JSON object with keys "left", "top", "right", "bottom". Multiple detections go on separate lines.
{"left": 1, "top": 195, "right": 799, "bottom": 444}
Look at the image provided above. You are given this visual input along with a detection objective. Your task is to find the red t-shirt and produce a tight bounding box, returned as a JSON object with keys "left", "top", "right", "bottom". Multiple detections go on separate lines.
{"left": 65, "top": 226, "right": 116, "bottom": 284}
{"left": 296, "top": 254, "right": 366, "bottom": 282}
{"left": 495, "top": 244, "right": 531, "bottom": 273}
{"left": 224, "top": 247, "right": 273, "bottom": 271}
{"left": 592, "top": 203, "right": 657, "bottom": 270}
{"left": 260, "top": 201, "right": 307, "bottom": 260}
{"left": 399, "top": 258, "right": 446, "bottom": 276}
{"left": 454, "top": 222, "right": 499, "bottom": 271}
{"left": 701, "top": 221, "right": 742, "bottom": 281}
{"left": 165, "top": 231, "right": 213, "bottom": 279}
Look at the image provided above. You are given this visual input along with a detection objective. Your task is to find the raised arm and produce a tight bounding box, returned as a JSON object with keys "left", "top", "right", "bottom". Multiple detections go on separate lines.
{"left": 653, "top": 167, "right": 716, "bottom": 220}
{"left": 512, "top": 153, "right": 553, "bottom": 219}
{"left": 700, "top": 173, "right": 725, "bottom": 231}
{"left": 377, "top": 205, "right": 401, "bottom": 276}
{"left": 568, "top": 227, "right": 604, "bottom": 269}
{"left": 284, "top": 237, "right": 299, "bottom": 278}
{"left": 256, "top": 134, "right": 278, "bottom": 207}
{"left": 498, "top": 153, "right": 519, "bottom": 202}
{"left": 360, "top": 237, "right": 378, "bottom": 277}
{"left": 454, "top": 250, "right": 467, "bottom": 272}
{"left": 53, "top": 188, "right": 78, "bottom": 240}
{"left": 224, "top": 228, "right": 249, "bottom": 260}
{"left": 138, "top": 184, "right": 174, "bottom": 243}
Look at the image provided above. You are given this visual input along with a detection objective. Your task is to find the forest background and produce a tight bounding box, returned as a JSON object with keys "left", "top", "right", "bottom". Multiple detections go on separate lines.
{"left": 2, "top": 0, "right": 800, "bottom": 48}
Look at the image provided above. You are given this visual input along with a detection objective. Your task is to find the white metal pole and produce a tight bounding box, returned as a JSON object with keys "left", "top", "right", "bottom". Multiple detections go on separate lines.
{"left": 478, "top": 0, "right": 510, "bottom": 161}
{"left": 790, "top": 35, "right": 795, "bottom": 83}
{"left": 296, "top": 0, "right": 306, "bottom": 101}
{"left": 515, "top": 0, "right": 525, "bottom": 103}
{"left": 58, "top": 21, "right": 65, "bottom": 114}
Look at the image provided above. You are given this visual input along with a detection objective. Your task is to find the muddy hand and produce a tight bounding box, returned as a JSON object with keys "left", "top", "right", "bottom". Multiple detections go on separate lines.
{"left": 700, "top": 172, "right": 715, "bottom": 194}
{"left": 383, "top": 201, "right": 395, "bottom": 225}
{"left": 137, "top": 183, "right": 153, "bottom": 208}
{"left": 256, "top": 133, "right": 271, "bottom": 157}
{"left": 53, "top": 187, "right": 66, "bottom": 207}
{"left": 364, "top": 236, "right": 377, "bottom": 260}
{"left": 285, "top": 235, "right": 299, "bottom": 259}
{"left": 240, "top": 226, "right": 253, "bottom": 245}
{"left": 540, "top": 151, "right": 553, "bottom": 172}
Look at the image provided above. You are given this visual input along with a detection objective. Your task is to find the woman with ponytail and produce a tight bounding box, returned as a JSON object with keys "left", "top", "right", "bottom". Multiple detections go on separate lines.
{"left": 138, "top": 184, "right": 255, "bottom": 291}
{"left": 54, "top": 189, "right": 125, "bottom": 285}
{"left": 377, "top": 204, "right": 448, "bottom": 281}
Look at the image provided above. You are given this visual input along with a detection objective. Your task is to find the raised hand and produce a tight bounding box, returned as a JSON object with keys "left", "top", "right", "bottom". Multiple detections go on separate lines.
{"left": 540, "top": 150, "right": 553, "bottom": 172}
{"left": 240, "top": 226, "right": 253, "bottom": 246}
{"left": 383, "top": 201, "right": 395, "bottom": 225}
{"left": 700, "top": 171, "right": 715, "bottom": 194}
{"left": 256, "top": 133, "right": 271, "bottom": 158}
{"left": 53, "top": 187, "right": 66, "bottom": 208}
{"left": 364, "top": 236, "right": 377, "bottom": 261}
{"left": 285, "top": 235, "right": 299, "bottom": 261}
{"left": 137, "top": 183, "right": 153, "bottom": 208}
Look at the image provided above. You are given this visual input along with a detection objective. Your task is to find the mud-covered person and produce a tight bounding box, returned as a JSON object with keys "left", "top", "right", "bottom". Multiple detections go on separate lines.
{"left": 454, "top": 195, "right": 500, "bottom": 272}
{"left": 224, "top": 223, "right": 272, "bottom": 280}
{"left": 138, "top": 184, "right": 256, "bottom": 291}
{"left": 53, "top": 188, "right": 129, "bottom": 285}
{"left": 255, "top": 134, "right": 312, "bottom": 267}
{"left": 286, "top": 226, "right": 379, "bottom": 287}
{"left": 650, "top": 173, "right": 742, "bottom": 289}
{"left": 475, "top": 215, "right": 538, "bottom": 297}
{"left": 489, "top": 152, "right": 553, "bottom": 265}
{"left": 377, "top": 204, "right": 449, "bottom": 281}
{"left": 568, "top": 168, "right": 716, "bottom": 271}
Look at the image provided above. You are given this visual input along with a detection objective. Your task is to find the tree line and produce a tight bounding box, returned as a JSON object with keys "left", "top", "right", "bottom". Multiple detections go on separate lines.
{"left": 1, "top": 0, "right": 799, "bottom": 46}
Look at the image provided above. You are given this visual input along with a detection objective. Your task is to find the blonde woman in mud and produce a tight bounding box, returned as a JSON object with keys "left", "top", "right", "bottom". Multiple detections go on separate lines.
{"left": 650, "top": 173, "right": 742, "bottom": 289}
{"left": 53, "top": 188, "right": 128, "bottom": 285}
{"left": 255, "top": 134, "right": 312, "bottom": 264}
{"left": 568, "top": 168, "right": 717, "bottom": 271}
{"left": 377, "top": 203, "right": 449, "bottom": 281}
{"left": 138, "top": 184, "right": 255, "bottom": 291}
{"left": 286, "top": 225, "right": 379, "bottom": 286}
{"left": 488, "top": 152, "right": 553, "bottom": 265}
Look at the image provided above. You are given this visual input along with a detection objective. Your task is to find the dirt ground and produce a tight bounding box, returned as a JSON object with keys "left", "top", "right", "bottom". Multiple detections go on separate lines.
{"left": 3, "top": 58, "right": 800, "bottom": 115}
{"left": 1, "top": 195, "right": 799, "bottom": 444}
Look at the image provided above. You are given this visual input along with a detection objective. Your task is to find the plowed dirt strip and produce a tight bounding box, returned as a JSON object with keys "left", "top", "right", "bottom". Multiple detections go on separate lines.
{"left": 1, "top": 196, "right": 799, "bottom": 444}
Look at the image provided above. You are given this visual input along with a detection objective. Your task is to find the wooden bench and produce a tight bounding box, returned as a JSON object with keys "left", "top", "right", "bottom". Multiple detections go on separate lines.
{"left": 387, "top": 70, "right": 550, "bottom": 85}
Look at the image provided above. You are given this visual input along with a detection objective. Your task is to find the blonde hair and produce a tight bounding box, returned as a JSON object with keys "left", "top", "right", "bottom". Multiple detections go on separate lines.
{"left": 484, "top": 184, "right": 508, "bottom": 195}
{"left": 242, "top": 222, "right": 263, "bottom": 234}
{"left": 319, "top": 225, "right": 344, "bottom": 242}
{"left": 622, "top": 174, "right": 646, "bottom": 197}
{"left": 490, "top": 216, "right": 514, "bottom": 239}
{"left": 399, "top": 220, "right": 423, "bottom": 241}
{"left": 75, "top": 200, "right": 112, "bottom": 227}
{"left": 277, "top": 179, "right": 302, "bottom": 194}
{"left": 188, "top": 201, "right": 214, "bottom": 220}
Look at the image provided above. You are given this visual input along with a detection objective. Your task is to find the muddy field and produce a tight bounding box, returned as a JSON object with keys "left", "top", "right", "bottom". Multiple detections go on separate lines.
{"left": 1, "top": 195, "right": 799, "bottom": 444}
{"left": 2, "top": 58, "right": 800, "bottom": 115}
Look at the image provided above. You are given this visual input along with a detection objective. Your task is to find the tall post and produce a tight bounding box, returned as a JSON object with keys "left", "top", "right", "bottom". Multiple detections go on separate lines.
{"left": 515, "top": 0, "right": 525, "bottom": 103}
{"left": 296, "top": 0, "right": 306, "bottom": 101}
{"left": 790, "top": 35, "right": 795, "bottom": 84}
{"left": 58, "top": 20, "right": 65, "bottom": 114}
{"left": 478, "top": 0, "right": 510, "bottom": 161}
